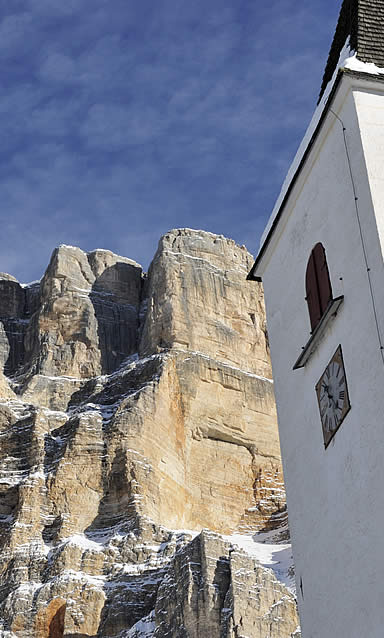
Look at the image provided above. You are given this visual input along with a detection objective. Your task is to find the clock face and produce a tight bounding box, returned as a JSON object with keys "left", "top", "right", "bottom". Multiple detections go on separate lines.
{"left": 315, "top": 345, "right": 351, "bottom": 448}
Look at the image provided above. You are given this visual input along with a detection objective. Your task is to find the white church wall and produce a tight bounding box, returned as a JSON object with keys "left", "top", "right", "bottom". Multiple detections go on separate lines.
{"left": 354, "top": 87, "right": 384, "bottom": 324}
{"left": 259, "top": 79, "right": 384, "bottom": 638}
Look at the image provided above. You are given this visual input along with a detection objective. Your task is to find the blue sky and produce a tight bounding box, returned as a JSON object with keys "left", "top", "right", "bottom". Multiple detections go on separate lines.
{"left": 0, "top": 0, "right": 340, "bottom": 281}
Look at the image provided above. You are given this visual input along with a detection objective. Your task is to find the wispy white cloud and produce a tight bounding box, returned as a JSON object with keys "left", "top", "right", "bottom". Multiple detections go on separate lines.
{"left": 27, "top": 0, "right": 91, "bottom": 18}
{"left": 39, "top": 52, "right": 77, "bottom": 85}
{"left": 0, "top": 0, "right": 340, "bottom": 281}
{"left": 81, "top": 103, "right": 167, "bottom": 149}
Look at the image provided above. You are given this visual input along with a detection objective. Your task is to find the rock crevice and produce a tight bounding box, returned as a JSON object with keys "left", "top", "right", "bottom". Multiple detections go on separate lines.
{"left": 0, "top": 229, "right": 299, "bottom": 637}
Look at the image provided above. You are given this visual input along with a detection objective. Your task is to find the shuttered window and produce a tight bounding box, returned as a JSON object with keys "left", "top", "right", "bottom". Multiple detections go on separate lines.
{"left": 305, "top": 243, "right": 332, "bottom": 331}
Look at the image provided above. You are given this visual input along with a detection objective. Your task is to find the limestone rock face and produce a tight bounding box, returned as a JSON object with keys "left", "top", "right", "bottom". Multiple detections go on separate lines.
{"left": 0, "top": 369, "right": 14, "bottom": 399}
{"left": 0, "top": 275, "right": 39, "bottom": 375}
{"left": 154, "top": 531, "right": 299, "bottom": 638}
{"left": 22, "top": 246, "right": 143, "bottom": 379}
{"left": 0, "top": 230, "right": 300, "bottom": 637}
{"left": 139, "top": 229, "right": 271, "bottom": 377}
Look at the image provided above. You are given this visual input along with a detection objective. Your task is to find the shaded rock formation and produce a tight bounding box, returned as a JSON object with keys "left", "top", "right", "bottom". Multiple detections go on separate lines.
{"left": 0, "top": 274, "right": 39, "bottom": 376}
{"left": 154, "top": 531, "right": 299, "bottom": 638}
{"left": 23, "top": 246, "right": 143, "bottom": 379}
{"left": 0, "top": 229, "right": 299, "bottom": 637}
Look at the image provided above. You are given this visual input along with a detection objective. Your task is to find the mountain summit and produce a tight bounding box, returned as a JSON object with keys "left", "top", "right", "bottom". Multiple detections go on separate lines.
{"left": 0, "top": 229, "right": 299, "bottom": 637}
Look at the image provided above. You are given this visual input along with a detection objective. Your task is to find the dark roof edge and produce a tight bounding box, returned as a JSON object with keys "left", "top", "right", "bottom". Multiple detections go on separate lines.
{"left": 319, "top": 0, "right": 358, "bottom": 103}
{"left": 247, "top": 70, "right": 342, "bottom": 281}
{"left": 247, "top": 68, "right": 384, "bottom": 282}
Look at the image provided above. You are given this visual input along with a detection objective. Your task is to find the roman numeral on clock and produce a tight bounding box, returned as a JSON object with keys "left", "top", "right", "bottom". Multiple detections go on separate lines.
{"left": 316, "top": 346, "right": 350, "bottom": 448}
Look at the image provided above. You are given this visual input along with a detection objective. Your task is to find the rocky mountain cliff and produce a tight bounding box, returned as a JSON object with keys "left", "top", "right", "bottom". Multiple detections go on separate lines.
{"left": 0, "top": 229, "right": 300, "bottom": 637}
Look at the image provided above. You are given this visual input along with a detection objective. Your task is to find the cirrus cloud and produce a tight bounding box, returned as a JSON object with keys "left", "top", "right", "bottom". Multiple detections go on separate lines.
{"left": 0, "top": 0, "right": 340, "bottom": 282}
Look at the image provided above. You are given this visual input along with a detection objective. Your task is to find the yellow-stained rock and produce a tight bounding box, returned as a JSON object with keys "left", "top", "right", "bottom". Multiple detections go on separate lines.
{"left": 140, "top": 229, "right": 271, "bottom": 377}
{"left": 0, "top": 230, "right": 299, "bottom": 637}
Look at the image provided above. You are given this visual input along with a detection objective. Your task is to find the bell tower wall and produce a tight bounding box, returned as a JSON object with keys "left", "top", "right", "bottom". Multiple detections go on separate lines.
{"left": 259, "top": 78, "right": 384, "bottom": 638}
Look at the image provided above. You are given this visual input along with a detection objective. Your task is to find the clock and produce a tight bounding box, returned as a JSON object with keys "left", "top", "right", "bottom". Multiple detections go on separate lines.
{"left": 315, "top": 345, "right": 351, "bottom": 448}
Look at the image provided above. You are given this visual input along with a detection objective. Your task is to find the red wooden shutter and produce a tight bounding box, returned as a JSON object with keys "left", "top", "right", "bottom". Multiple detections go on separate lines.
{"left": 305, "top": 251, "right": 322, "bottom": 331}
{"left": 312, "top": 243, "right": 332, "bottom": 315}
{"left": 305, "top": 243, "right": 333, "bottom": 332}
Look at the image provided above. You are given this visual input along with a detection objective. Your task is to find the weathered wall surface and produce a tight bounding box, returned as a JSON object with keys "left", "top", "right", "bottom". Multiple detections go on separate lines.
{"left": 258, "top": 80, "right": 384, "bottom": 638}
{"left": 0, "top": 230, "right": 298, "bottom": 637}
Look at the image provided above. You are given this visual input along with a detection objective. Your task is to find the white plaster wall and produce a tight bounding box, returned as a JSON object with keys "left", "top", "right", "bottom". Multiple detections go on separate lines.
{"left": 259, "top": 80, "right": 384, "bottom": 638}
{"left": 354, "top": 88, "right": 384, "bottom": 321}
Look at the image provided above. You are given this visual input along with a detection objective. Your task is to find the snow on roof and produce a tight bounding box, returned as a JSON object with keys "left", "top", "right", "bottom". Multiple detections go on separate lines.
{"left": 320, "top": 0, "right": 384, "bottom": 101}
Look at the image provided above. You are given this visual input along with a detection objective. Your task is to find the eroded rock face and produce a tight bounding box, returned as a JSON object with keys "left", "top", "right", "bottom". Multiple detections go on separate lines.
{"left": 154, "top": 531, "right": 299, "bottom": 638}
{"left": 22, "top": 246, "right": 143, "bottom": 379}
{"left": 0, "top": 230, "right": 299, "bottom": 637}
{"left": 0, "top": 370, "right": 14, "bottom": 399}
{"left": 140, "top": 229, "right": 271, "bottom": 377}
{"left": 0, "top": 275, "right": 39, "bottom": 376}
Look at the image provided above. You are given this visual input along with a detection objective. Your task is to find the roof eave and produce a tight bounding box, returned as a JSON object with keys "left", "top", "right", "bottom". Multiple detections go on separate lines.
{"left": 249, "top": 68, "right": 384, "bottom": 282}
{"left": 248, "top": 67, "right": 370, "bottom": 282}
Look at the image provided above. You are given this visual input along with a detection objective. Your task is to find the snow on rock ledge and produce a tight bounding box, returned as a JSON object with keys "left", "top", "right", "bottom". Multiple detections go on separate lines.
{"left": 0, "top": 230, "right": 298, "bottom": 636}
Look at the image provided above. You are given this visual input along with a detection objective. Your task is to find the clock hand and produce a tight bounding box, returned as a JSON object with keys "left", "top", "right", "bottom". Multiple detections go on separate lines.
{"left": 324, "top": 385, "right": 333, "bottom": 401}
{"left": 322, "top": 382, "right": 330, "bottom": 398}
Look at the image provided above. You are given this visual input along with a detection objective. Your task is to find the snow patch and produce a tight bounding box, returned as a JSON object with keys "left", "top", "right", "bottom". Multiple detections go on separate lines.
{"left": 177, "top": 348, "right": 273, "bottom": 383}
{"left": 58, "top": 243, "right": 83, "bottom": 251}
{"left": 344, "top": 53, "right": 384, "bottom": 75}
{"left": 49, "top": 568, "right": 106, "bottom": 588}
{"left": 20, "top": 279, "right": 41, "bottom": 288}
{"left": 224, "top": 532, "right": 295, "bottom": 594}
{"left": 124, "top": 610, "right": 155, "bottom": 637}
{"left": 60, "top": 533, "right": 105, "bottom": 553}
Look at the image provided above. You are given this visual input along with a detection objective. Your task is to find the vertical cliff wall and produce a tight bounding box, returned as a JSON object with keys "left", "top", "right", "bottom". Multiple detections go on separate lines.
{"left": 0, "top": 230, "right": 299, "bottom": 637}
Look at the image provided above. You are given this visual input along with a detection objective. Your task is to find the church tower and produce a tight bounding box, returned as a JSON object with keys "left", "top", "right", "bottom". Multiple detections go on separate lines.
{"left": 249, "top": 1, "right": 384, "bottom": 636}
